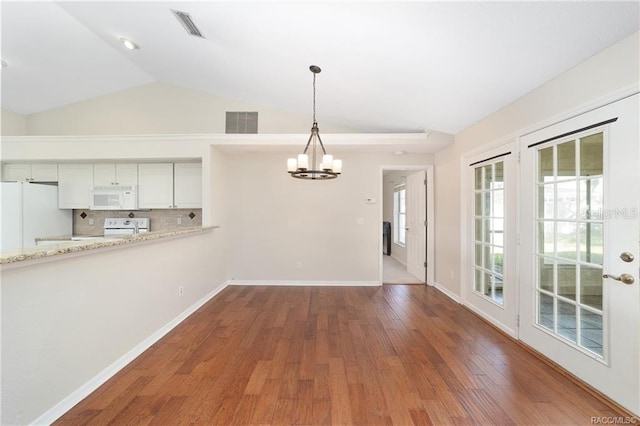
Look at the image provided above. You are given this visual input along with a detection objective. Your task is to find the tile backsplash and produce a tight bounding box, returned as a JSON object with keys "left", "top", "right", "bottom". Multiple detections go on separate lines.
{"left": 73, "top": 209, "right": 203, "bottom": 236}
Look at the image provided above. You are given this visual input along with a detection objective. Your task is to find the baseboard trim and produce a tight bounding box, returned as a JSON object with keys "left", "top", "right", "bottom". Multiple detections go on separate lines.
{"left": 431, "top": 280, "right": 462, "bottom": 303}
{"left": 33, "top": 281, "right": 229, "bottom": 426}
{"left": 228, "top": 280, "right": 381, "bottom": 287}
{"left": 462, "top": 301, "right": 517, "bottom": 338}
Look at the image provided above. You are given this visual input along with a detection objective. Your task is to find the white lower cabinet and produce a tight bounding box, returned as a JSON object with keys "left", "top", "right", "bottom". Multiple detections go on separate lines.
{"left": 174, "top": 163, "right": 202, "bottom": 208}
{"left": 138, "top": 163, "right": 174, "bottom": 209}
{"left": 58, "top": 164, "right": 93, "bottom": 209}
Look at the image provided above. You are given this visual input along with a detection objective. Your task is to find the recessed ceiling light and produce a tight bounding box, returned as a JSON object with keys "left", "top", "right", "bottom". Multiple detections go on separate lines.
{"left": 1, "top": 60, "right": 7, "bottom": 68}
{"left": 120, "top": 37, "right": 139, "bottom": 50}
{"left": 394, "top": 150, "right": 406, "bottom": 155}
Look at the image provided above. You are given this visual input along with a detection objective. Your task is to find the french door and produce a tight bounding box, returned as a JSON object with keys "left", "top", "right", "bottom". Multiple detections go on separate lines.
{"left": 519, "top": 94, "right": 639, "bottom": 415}
{"left": 464, "top": 143, "right": 518, "bottom": 336}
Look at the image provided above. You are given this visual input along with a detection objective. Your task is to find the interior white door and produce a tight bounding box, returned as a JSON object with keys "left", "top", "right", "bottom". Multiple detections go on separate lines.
{"left": 464, "top": 144, "right": 518, "bottom": 337}
{"left": 406, "top": 170, "right": 426, "bottom": 282}
{"left": 519, "top": 94, "right": 640, "bottom": 415}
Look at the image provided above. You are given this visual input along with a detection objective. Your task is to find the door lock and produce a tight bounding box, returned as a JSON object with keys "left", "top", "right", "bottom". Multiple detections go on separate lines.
{"left": 620, "top": 252, "right": 635, "bottom": 263}
{"left": 603, "top": 273, "right": 635, "bottom": 285}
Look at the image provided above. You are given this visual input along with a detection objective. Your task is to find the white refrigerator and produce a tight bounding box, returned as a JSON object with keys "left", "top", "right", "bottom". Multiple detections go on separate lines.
{"left": 1, "top": 181, "right": 73, "bottom": 252}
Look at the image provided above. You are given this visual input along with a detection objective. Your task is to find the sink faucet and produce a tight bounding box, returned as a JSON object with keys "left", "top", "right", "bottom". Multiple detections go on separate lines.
{"left": 123, "top": 219, "right": 139, "bottom": 235}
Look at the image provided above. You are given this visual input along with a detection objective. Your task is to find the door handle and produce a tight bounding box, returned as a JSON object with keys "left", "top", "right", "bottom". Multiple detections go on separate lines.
{"left": 603, "top": 273, "right": 635, "bottom": 285}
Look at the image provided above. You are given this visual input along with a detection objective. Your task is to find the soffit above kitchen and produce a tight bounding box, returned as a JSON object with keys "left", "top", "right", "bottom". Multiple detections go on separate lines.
{"left": 1, "top": 1, "right": 638, "bottom": 135}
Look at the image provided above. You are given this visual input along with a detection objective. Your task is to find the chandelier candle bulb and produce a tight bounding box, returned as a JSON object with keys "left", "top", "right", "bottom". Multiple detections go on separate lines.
{"left": 333, "top": 159, "right": 343, "bottom": 174}
{"left": 287, "top": 158, "right": 297, "bottom": 172}
{"left": 322, "top": 155, "right": 333, "bottom": 170}
{"left": 297, "top": 154, "right": 309, "bottom": 170}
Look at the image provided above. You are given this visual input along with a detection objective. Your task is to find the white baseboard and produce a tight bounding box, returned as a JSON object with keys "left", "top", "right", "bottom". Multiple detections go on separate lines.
{"left": 431, "top": 280, "right": 462, "bottom": 303}
{"left": 228, "top": 280, "right": 381, "bottom": 287}
{"left": 462, "top": 302, "right": 517, "bottom": 338}
{"left": 33, "top": 282, "right": 229, "bottom": 426}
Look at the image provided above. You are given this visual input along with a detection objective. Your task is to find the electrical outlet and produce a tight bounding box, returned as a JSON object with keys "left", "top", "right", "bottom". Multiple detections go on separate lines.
{"left": 89, "top": 218, "right": 94, "bottom": 226}
{"left": 177, "top": 217, "right": 182, "bottom": 225}
{"left": 296, "top": 261, "right": 303, "bottom": 269}
{"left": 178, "top": 286, "right": 184, "bottom": 296}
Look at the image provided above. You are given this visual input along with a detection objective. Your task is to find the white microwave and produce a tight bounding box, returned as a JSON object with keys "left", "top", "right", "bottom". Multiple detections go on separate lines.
{"left": 90, "top": 186, "right": 138, "bottom": 210}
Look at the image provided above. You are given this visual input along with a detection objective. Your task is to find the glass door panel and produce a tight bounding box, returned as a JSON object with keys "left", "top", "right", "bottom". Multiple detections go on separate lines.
{"left": 535, "top": 132, "right": 604, "bottom": 357}
{"left": 473, "top": 161, "right": 505, "bottom": 305}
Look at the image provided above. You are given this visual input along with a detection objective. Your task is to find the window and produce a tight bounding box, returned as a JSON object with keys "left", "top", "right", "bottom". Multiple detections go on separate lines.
{"left": 393, "top": 185, "right": 406, "bottom": 246}
{"left": 473, "top": 161, "right": 504, "bottom": 304}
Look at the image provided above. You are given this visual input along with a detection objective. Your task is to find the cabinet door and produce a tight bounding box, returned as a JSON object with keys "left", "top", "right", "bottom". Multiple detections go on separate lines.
{"left": 58, "top": 164, "right": 93, "bottom": 209}
{"left": 93, "top": 164, "right": 116, "bottom": 186}
{"left": 30, "top": 164, "right": 58, "bottom": 182}
{"left": 2, "top": 164, "right": 31, "bottom": 181}
{"left": 138, "top": 163, "right": 174, "bottom": 209}
{"left": 116, "top": 164, "right": 138, "bottom": 186}
{"left": 174, "top": 163, "right": 202, "bottom": 208}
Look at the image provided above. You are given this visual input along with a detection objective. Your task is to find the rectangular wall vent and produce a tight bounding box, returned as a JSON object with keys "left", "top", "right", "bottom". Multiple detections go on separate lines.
{"left": 171, "top": 10, "right": 205, "bottom": 38}
{"left": 226, "top": 112, "right": 258, "bottom": 134}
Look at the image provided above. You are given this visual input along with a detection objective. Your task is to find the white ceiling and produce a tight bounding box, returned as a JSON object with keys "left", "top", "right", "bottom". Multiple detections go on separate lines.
{"left": 1, "top": 1, "right": 638, "bottom": 135}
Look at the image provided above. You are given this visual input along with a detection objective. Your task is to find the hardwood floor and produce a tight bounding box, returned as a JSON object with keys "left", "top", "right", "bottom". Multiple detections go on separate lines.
{"left": 56, "top": 285, "right": 626, "bottom": 425}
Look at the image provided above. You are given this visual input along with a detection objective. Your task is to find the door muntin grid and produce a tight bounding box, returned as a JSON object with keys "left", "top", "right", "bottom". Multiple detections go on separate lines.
{"left": 535, "top": 131, "right": 605, "bottom": 358}
{"left": 473, "top": 161, "right": 505, "bottom": 305}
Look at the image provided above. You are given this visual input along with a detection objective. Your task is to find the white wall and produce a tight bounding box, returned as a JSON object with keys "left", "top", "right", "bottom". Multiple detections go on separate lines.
{"left": 433, "top": 31, "right": 639, "bottom": 296}
{"left": 1, "top": 231, "right": 227, "bottom": 425}
{"left": 21, "top": 82, "right": 360, "bottom": 136}
{"left": 226, "top": 151, "right": 433, "bottom": 284}
{"left": 0, "top": 108, "right": 27, "bottom": 136}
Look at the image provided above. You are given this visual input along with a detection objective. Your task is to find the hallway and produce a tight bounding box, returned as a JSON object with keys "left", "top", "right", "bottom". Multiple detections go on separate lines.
{"left": 383, "top": 255, "right": 423, "bottom": 284}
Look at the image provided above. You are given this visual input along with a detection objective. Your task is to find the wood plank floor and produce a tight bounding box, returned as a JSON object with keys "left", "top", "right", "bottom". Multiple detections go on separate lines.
{"left": 56, "top": 285, "right": 625, "bottom": 425}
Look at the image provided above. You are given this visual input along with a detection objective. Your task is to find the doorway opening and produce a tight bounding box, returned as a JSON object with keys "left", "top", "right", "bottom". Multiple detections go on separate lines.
{"left": 380, "top": 165, "right": 434, "bottom": 285}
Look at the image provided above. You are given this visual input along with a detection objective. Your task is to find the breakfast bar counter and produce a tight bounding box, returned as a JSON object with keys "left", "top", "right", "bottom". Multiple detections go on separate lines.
{"left": 0, "top": 226, "right": 220, "bottom": 265}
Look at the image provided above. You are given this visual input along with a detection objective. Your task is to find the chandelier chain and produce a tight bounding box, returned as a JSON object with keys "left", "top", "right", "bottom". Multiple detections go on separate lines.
{"left": 312, "top": 72, "right": 317, "bottom": 124}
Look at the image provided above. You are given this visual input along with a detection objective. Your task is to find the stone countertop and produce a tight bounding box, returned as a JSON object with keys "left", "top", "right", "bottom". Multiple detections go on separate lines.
{"left": 1, "top": 226, "right": 220, "bottom": 265}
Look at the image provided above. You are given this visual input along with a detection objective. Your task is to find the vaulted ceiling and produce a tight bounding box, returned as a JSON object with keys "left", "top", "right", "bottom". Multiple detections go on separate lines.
{"left": 1, "top": 1, "right": 638, "bottom": 135}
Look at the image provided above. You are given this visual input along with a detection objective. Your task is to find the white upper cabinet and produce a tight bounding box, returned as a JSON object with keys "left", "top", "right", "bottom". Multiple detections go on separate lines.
{"left": 174, "top": 163, "right": 202, "bottom": 208}
{"left": 58, "top": 164, "right": 93, "bottom": 209}
{"left": 93, "top": 164, "right": 138, "bottom": 187}
{"left": 2, "top": 163, "right": 58, "bottom": 182}
{"left": 138, "top": 163, "right": 174, "bottom": 209}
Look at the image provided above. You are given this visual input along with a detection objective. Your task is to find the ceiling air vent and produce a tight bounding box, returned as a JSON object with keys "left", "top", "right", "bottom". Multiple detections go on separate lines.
{"left": 226, "top": 112, "right": 258, "bottom": 134}
{"left": 171, "top": 10, "right": 205, "bottom": 38}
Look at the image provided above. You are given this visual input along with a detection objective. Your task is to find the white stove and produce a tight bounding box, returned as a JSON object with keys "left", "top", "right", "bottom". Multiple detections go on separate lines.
{"left": 103, "top": 218, "right": 150, "bottom": 236}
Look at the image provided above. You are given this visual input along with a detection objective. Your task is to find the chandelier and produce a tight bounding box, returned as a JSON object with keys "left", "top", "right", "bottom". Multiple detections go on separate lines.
{"left": 287, "top": 65, "right": 342, "bottom": 180}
